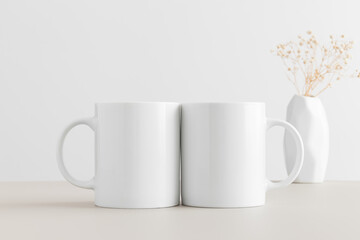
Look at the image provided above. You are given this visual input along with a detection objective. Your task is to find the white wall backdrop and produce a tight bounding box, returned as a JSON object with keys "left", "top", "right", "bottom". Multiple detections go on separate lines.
{"left": 1, "top": 0, "right": 360, "bottom": 181}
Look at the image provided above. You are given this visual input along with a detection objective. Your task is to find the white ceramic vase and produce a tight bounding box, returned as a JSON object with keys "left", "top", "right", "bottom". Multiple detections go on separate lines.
{"left": 284, "top": 95, "right": 329, "bottom": 183}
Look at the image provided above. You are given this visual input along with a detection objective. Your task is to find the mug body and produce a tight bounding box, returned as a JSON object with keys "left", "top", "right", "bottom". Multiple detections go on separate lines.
{"left": 181, "top": 103, "right": 266, "bottom": 207}
{"left": 95, "top": 102, "right": 180, "bottom": 208}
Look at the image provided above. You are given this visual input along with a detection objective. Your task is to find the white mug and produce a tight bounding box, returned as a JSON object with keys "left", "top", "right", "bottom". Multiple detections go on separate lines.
{"left": 57, "top": 102, "right": 181, "bottom": 208}
{"left": 181, "top": 103, "right": 304, "bottom": 208}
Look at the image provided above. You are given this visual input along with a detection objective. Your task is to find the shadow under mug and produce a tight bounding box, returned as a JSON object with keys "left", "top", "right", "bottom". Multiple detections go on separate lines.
{"left": 181, "top": 102, "right": 304, "bottom": 208}
{"left": 57, "top": 102, "right": 181, "bottom": 208}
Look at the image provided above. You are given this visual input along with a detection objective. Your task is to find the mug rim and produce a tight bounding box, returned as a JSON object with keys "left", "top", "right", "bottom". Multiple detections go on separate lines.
{"left": 96, "top": 102, "right": 180, "bottom": 105}
{"left": 182, "top": 102, "right": 265, "bottom": 106}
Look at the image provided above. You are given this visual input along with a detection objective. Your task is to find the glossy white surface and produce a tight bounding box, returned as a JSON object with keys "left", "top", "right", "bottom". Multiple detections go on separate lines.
{"left": 285, "top": 95, "right": 329, "bottom": 183}
{"left": 181, "top": 103, "right": 304, "bottom": 207}
{"left": 57, "top": 103, "right": 181, "bottom": 208}
{"left": 1, "top": 181, "right": 359, "bottom": 240}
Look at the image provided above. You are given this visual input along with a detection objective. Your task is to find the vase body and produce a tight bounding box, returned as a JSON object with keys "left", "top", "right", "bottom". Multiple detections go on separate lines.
{"left": 284, "top": 95, "right": 329, "bottom": 183}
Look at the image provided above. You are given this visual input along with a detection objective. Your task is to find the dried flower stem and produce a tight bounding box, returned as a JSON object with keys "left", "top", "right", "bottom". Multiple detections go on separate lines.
{"left": 272, "top": 31, "right": 359, "bottom": 97}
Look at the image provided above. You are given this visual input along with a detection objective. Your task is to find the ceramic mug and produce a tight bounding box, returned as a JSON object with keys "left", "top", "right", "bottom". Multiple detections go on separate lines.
{"left": 57, "top": 102, "right": 181, "bottom": 208}
{"left": 181, "top": 102, "right": 304, "bottom": 208}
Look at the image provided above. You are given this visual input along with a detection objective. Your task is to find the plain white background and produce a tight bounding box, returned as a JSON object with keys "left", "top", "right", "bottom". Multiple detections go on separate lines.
{"left": 1, "top": 0, "right": 360, "bottom": 181}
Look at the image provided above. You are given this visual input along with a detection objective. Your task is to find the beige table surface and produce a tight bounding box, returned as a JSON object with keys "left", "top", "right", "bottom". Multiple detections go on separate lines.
{"left": 0, "top": 181, "right": 359, "bottom": 240}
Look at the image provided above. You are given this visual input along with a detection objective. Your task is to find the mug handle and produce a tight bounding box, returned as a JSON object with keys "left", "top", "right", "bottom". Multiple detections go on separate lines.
{"left": 266, "top": 118, "right": 304, "bottom": 191}
{"left": 56, "top": 117, "right": 97, "bottom": 189}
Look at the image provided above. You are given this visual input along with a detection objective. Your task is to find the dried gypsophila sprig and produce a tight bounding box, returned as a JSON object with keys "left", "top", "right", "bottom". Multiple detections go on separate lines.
{"left": 271, "top": 31, "right": 360, "bottom": 97}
